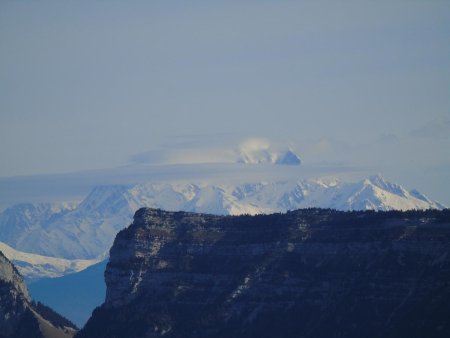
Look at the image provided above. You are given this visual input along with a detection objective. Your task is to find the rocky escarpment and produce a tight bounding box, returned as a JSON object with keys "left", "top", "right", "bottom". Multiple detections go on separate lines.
{"left": 78, "top": 208, "right": 450, "bottom": 338}
{"left": 0, "top": 250, "right": 77, "bottom": 338}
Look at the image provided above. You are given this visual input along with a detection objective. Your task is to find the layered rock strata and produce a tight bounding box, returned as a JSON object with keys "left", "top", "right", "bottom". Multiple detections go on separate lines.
{"left": 78, "top": 208, "right": 450, "bottom": 338}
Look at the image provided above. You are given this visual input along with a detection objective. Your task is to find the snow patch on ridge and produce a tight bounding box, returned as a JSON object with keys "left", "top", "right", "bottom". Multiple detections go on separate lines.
{"left": 0, "top": 241, "right": 102, "bottom": 280}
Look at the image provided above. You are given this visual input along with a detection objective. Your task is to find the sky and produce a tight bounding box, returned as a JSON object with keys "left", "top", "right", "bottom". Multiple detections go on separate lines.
{"left": 0, "top": 0, "right": 449, "bottom": 203}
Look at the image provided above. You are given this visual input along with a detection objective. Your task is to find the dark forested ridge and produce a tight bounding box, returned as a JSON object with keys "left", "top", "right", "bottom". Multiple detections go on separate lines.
{"left": 77, "top": 208, "right": 450, "bottom": 338}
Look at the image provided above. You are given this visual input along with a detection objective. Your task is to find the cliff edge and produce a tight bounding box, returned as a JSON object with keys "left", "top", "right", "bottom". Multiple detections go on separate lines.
{"left": 78, "top": 208, "right": 450, "bottom": 338}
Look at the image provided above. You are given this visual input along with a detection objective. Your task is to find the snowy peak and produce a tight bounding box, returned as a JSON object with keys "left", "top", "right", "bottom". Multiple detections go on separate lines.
{"left": 235, "top": 139, "right": 301, "bottom": 165}
{"left": 236, "top": 138, "right": 276, "bottom": 164}
{"left": 276, "top": 149, "right": 302, "bottom": 165}
{"left": 339, "top": 175, "right": 444, "bottom": 211}
{"left": 128, "top": 176, "right": 444, "bottom": 215}
{"left": 0, "top": 186, "right": 136, "bottom": 260}
{"left": 365, "top": 174, "right": 407, "bottom": 197}
{"left": 0, "top": 202, "right": 75, "bottom": 230}
{"left": 77, "top": 185, "right": 134, "bottom": 216}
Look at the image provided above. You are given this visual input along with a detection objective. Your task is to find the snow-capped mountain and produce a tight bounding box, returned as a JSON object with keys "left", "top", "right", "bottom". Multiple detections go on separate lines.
{"left": 0, "top": 202, "right": 76, "bottom": 246}
{"left": 276, "top": 149, "right": 302, "bottom": 165}
{"left": 131, "top": 175, "right": 444, "bottom": 214}
{"left": 236, "top": 148, "right": 301, "bottom": 165}
{"left": 0, "top": 241, "right": 101, "bottom": 280}
{"left": 0, "top": 175, "right": 444, "bottom": 267}
{"left": 0, "top": 186, "right": 135, "bottom": 260}
{"left": 235, "top": 139, "right": 301, "bottom": 165}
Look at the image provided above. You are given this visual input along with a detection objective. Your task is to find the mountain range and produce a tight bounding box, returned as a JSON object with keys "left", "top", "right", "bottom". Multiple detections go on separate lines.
{"left": 0, "top": 175, "right": 445, "bottom": 273}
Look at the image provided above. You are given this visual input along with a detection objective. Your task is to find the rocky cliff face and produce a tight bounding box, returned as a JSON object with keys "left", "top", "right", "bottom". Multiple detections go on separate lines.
{"left": 0, "top": 251, "right": 31, "bottom": 338}
{"left": 78, "top": 208, "right": 450, "bottom": 338}
{"left": 0, "top": 250, "right": 77, "bottom": 338}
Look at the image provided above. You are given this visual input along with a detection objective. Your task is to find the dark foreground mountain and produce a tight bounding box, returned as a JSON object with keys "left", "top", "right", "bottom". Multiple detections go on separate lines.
{"left": 0, "top": 250, "right": 77, "bottom": 338}
{"left": 77, "top": 208, "right": 450, "bottom": 338}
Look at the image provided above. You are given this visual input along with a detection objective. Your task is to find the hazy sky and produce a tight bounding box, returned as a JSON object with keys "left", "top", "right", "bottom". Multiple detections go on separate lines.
{"left": 1, "top": 1, "right": 449, "bottom": 202}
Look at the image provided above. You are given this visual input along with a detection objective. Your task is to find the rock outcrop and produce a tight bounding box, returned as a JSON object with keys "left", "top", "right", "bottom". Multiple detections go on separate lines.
{"left": 0, "top": 250, "right": 77, "bottom": 338}
{"left": 78, "top": 208, "right": 450, "bottom": 338}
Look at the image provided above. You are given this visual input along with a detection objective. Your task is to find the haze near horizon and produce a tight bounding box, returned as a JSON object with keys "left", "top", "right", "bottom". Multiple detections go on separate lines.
{"left": 0, "top": 0, "right": 449, "bottom": 204}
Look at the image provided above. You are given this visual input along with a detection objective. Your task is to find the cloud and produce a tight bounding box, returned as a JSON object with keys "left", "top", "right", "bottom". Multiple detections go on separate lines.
{"left": 129, "top": 150, "right": 168, "bottom": 164}
{"left": 375, "top": 133, "right": 399, "bottom": 145}
{"left": 409, "top": 119, "right": 450, "bottom": 140}
{"left": 238, "top": 138, "right": 271, "bottom": 153}
{"left": 130, "top": 146, "right": 235, "bottom": 165}
{"left": 129, "top": 137, "right": 299, "bottom": 165}
{"left": 308, "top": 139, "right": 334, "bottom": 154}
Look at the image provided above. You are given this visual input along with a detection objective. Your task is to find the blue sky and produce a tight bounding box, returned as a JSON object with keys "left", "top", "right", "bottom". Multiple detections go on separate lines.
{"left": 0, "top": 0, "right": 449, "bottom": 203}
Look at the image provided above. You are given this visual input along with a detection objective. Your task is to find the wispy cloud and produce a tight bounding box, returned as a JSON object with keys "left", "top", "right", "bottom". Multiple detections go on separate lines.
{"left": 129, "top": 137, "right": 297, "bottom": 165}
{"left": 375, "top": 133, "right": 399, "bottom": 145}
{"left": 409, "top": 119, "right": 450, "bottom": 140}
{"left": 238, "top": 138, "right": 271, "bottom": 153}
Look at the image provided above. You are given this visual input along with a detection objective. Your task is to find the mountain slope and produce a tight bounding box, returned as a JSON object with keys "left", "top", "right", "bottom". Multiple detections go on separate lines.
{"left": 0, "top": 186, "right": 134, "bottom": 259}
{"left": 77, "top": 208, "right": 450, "bottom": 338}
{"left": 0, "top": 241, "right": 101, "bottom": 280}
{"left": 0, "top": 203, "right": 76, "bottom": 248}
{"left": 0, "top": 250, "right": 77, "bottom": 338}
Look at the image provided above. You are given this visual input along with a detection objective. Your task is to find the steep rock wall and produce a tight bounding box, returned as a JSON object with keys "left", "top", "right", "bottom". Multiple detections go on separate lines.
{"left": 78, "top": 208, "right": 450, "bottom": 338}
